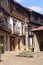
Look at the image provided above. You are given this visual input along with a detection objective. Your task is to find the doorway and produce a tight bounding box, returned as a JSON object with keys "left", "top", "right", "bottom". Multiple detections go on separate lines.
{"left": 10, "top": 36, "right": 15, "bottom": 51}
{"left": 40, "top": 41, "right": 43, "bottom": 51}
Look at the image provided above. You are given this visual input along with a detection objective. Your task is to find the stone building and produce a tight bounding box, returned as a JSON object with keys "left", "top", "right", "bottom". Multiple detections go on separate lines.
{"left": 10, "top": 0, "right": 43, "bottom": 52}
{"left": 0, "top": 0, "right": 43, "bottom": 53}
{"left": 32, "top": 26, "right": 43, "bottom": 52}
{"left": 28, "top": 10, "right": 43, "bottom": 52}
{"left": 0, "top": 0, "right": 11, "bottom": 53}
{"left": 10, "top": 0, "right": 30, "bottom": 51}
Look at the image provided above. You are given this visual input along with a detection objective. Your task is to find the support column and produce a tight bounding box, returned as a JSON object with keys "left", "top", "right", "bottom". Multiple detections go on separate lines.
{"left": 3, "top": 35, "right": 6, "bottom": 51}
{"left": 3, "top": 35, "right": 10, "bottom": 51}
{"left": 25, "top": 23, "right": 29, "bottom": 50}
{"left": 7, "top": 36, "right": 10, "bottom": 51}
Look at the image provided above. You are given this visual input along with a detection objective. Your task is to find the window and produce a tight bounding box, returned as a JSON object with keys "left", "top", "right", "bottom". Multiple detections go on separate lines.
{"left": 15, "top": 20, "right": 22, "bottom": 35}
{"left": 6, "top": 0, "right": 9, "bottom": 7}
{"left": 16, "top": 27, "right": 20, "bottom": 34}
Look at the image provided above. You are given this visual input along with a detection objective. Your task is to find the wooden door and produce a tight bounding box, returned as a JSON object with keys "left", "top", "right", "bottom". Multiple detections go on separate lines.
{"left": 10, "top": 37, "right": 15, "bottom": 51}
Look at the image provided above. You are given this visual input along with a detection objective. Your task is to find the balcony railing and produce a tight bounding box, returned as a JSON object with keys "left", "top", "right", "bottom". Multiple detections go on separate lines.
{"left": 0, "top": 20, "right": 11, "bottom": 33}
{"left": 13, "top": 27, "right": 25, "bottom": 36}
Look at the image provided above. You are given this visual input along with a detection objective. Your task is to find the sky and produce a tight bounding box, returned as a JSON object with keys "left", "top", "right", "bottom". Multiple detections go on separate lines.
{"left": 14, "top": 0, "right": 43, "bottom": 14}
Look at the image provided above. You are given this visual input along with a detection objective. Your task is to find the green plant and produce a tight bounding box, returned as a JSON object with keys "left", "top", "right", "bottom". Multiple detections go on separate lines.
{"left": 0, "top": 41, "right": 3, "bottom": 49}
{"left": 0, "top": 12, "right": 3, "bottom": 18}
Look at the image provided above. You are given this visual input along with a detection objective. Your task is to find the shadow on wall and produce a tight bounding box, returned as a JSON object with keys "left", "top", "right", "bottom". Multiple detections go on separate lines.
{"left": 40, "top": 41, "right": 43, "bottom": 51}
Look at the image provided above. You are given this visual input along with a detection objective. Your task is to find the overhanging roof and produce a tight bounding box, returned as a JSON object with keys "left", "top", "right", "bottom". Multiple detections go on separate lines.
{"left": 31, "top": 26, "right": 43, "bottom": 32}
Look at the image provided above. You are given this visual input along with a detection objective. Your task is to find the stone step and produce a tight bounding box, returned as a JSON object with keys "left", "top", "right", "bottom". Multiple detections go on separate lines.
{"left": 18, "top": 50, "right": 33, "bottom": 57}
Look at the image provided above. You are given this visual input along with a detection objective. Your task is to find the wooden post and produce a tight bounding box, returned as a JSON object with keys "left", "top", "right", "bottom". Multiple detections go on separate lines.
{"left": 0, "top": 48, "right": 1, "bottom": 61}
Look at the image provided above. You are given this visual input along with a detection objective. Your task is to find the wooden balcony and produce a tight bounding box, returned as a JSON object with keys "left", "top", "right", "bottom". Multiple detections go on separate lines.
{"left": 13, "top": 28, "right": 25, "bottom": 37}
{"left": 0, "top": 21, "right": 11, "bottom": 33}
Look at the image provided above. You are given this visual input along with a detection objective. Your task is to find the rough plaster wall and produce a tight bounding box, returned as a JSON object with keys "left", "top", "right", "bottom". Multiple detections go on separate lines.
{"left": 20, "top": 39, "right": 25, "bottom": 51}
{"left": 15, "top": 37, "right": 18, "bottom": 51}
{"left": 33, "top": 33, "right": 40, "bottom": 52}
{"left": 15, "top": 37, "right": 25, "bottom": 51}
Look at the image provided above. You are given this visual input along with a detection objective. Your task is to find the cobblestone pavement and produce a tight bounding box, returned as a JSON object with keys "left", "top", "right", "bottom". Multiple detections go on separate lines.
{"left": 0, "top": 51, "right": 43, "bottom": 65}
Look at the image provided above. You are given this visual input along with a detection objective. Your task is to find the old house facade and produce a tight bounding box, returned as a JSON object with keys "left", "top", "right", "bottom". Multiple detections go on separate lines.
{"left": 0, "top": 0, "right": 43, "bottom": 53}
{"left": 10, "top": 0, "right": 30, "bottom": 51}
{"left": 10, "top": 0, "right": 43, "bottom": 52}
{"left": 28, "top": 10, "right": 43, "bottom": 52}
{"left": 0, "top": 0, "right": 11, "bottom": 53}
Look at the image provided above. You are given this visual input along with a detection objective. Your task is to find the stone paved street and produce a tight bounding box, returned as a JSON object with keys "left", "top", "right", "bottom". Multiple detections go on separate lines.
{"left": 0, "top": 51, "right": 43, "bottom": 65}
